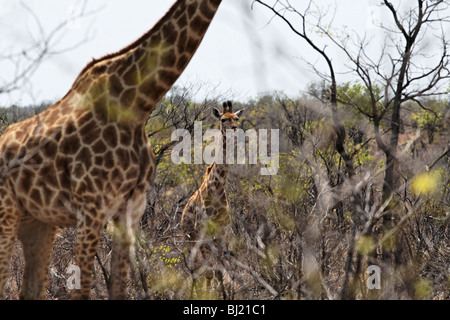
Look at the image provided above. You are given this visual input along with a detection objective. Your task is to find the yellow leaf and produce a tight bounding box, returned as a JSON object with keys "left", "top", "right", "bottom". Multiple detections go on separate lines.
{"left": 356, "top": 236, "right": 375, "bottom": 256}
{"left": 414, "top": 278, "right": 433, "bottom": 300}
{"left": 410, "top": 171, "right": 440, "bottom": 195}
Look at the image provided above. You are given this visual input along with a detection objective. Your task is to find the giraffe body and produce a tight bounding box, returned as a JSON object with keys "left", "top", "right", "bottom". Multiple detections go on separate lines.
{"left": 0, "top": 0, "right": 222, "bottom": 300}
{"left": 181, "top": 101, "right": 242, "bottom": 294}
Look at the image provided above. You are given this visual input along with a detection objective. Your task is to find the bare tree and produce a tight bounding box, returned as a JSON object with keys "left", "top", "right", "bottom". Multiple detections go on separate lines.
{"left": 0, "top": 0, "right": 97, "bottom": 102}
{"left": 315, "top": 1, "right": 450, "bottom": 286}
{"left": 253, "top": 0, "right": 450, "bottom": 299}
{"left": 252, "top": 0, "right": 356, "bottom": 180}
{"left": 321, "top": 0, "right": 450, "bottom": 200}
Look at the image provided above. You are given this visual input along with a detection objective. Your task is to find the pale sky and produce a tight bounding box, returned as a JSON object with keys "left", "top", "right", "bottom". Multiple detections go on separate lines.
{"left": 0, "top": 0, "right": 446, "bottom": 106}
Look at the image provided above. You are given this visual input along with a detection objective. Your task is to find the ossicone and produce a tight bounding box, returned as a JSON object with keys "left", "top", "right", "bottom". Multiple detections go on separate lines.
{"left": 223, "top": 100, "right": 233, "bottom": 113}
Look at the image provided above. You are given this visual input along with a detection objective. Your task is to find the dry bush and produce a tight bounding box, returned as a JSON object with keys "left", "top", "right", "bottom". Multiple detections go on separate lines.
{"left": 3, "top": 87, "right": 449, "bottom": 300}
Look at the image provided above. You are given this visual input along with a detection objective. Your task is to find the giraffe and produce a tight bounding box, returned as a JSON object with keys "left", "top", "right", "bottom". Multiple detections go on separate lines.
{"left": 180, "top": 101, "right": 242, "bottom": 296}
{"left": 0, "top": 0, "right": 222, "bottom": 300}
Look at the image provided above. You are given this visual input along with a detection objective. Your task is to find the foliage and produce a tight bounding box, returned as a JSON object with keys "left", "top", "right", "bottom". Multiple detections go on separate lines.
{"left": 2, "top": 86, "right": 449, "bottom": 300}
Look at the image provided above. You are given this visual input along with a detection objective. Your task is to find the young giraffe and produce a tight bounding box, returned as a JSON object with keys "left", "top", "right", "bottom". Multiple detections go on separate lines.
{"left": 181, "top": 101, "right": 242, "bottom": 293}
{"left": 0, "top": 0, "right": 222, "bottom": 300}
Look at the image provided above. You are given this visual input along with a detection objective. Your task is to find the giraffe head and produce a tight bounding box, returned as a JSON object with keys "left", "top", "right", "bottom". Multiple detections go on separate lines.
{"left": 212, "top": 101, "right": 243, "bottom": 131}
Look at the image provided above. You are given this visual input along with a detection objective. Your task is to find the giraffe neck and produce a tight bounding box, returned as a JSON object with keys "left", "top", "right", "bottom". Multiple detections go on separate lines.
{"left": 209, "top": 124, "right": 229, "bottom": 183}
{"left": 69, "top": 0, "right": 222, "bottom": 125}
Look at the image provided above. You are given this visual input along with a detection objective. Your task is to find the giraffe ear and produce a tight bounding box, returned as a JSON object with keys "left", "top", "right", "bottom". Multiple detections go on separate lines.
{"left": 234, "top": 109, "right": 244, "bottom": 117}
{"left": 212, "top": 107, "right": 222, "bottom": 119}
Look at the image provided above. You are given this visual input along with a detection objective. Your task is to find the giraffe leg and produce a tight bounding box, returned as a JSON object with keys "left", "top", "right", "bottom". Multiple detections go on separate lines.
{"left": 0, "top": 189, "right": 21, "bottom": 300}
{"left": 190, "top": 240, "right": 217, "bottom": 299}
{"left": 203, "top": 242, "right": 219, "bottom": 299}
{"left": 70, "top": 209, "right": 103, "bottom": 300}
{"left": 108, "top": 217, "right": 133, "bottom": 300}
{"left": 18, "top": 218, "right": 57, "bottom": 300}
{"left": 109, "top": 192, "right": 145, "bottom": 300}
